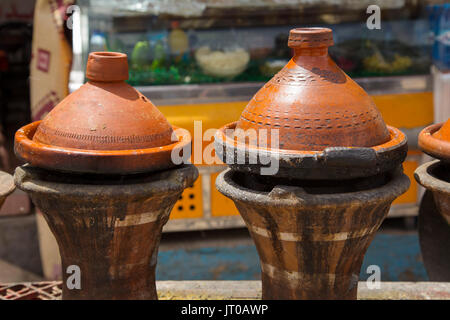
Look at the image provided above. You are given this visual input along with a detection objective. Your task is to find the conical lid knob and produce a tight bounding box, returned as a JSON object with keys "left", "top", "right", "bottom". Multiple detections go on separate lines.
{"left": 33, "top": 52, "right": 174, "bottom": 151}
{"left": 236, "top": 28, "right": 391, "bottom": 151}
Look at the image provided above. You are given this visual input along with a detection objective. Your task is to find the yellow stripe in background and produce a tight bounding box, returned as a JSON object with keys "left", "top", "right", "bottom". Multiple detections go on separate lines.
{"left": 373, "top": 92, "right": 433, "bottom": 129}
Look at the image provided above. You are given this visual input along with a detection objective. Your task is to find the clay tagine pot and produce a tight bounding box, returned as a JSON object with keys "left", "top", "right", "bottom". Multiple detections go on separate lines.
{"left": 13, "top": 52, "right": 199, "bottom": 300}
{"left": 15, "top": 52, "right": 190, "bottom": 174}
{"left": 215, "top": 28, "right": 407, "bottom": 179}
{"left": 415, "top": 119, "right": 450, "bottom": 281}
{"left": 0, "top": 171, "right": 15, "bottom": 209}
{"left": 215, "top": 28, "right": 410, "bottom": 300}
{"left": 416, "top": 119, "right": 450, "bottom": 225}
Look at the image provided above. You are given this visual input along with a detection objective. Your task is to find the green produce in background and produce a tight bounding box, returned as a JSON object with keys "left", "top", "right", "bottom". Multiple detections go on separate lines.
{"left": 131, "top": 40, "right": 152, "bottom": 70}
{"left": 151, "top": 40, "right": 166, "bottom": 70}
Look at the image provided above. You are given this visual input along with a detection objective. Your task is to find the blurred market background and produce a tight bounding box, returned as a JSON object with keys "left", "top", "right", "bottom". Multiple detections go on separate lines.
{"left": 0, "top": 0, "right": 449, "bottom": 284}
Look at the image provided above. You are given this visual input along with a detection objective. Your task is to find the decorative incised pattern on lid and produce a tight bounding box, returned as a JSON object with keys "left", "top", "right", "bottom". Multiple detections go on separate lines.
{"left": 36, "top": 125, "right": 171, "bottom": 147}
{"left": 270, "top": 67, "right": 346, "bottom": 86}
{"left": 240, "top": 109, "right": 383, "bottom": 131}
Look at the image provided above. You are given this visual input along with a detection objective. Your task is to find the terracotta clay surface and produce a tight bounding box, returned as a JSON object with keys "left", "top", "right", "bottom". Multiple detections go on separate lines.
{"left": 433, "top": 120, "right": 450, "bottom": 141}
{"left": 15, "top": 52, "right": 188, "bottom": 174}
{"left": 419, "top": 121, "right": 450, "bottom": 162}
{"left": 34, "top": 52, "right": 173, "bottom": 150}
{"left": 236, "top": 28, "right": 390, "bottom": 151}
{"left": 216, "top": 168, "right": 410, "bottom": 299}
{"left": 15, "top": 164, "right": 198, "bottom": 300}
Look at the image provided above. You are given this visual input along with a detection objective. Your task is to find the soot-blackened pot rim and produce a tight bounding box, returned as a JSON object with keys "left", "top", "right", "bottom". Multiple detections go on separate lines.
{"left": 217, "top": 121, "right": 406, "bottom": 156}
{"left": 214, "top": 122, "right": 408, "bottom": 180}
{"left": 419, "top": 123, "right": 450, "bottom": 162}
{"left": 14, "top": 164, "right": 198, "bottom": 199}
{"left": 15, "top": 121, "right": 191, "bottom": 174}
{"left": 414, "top": 159, "right": 450, "bottom": 195}
{"left": 216, "top": 167, "right": 410, "bottom": 208}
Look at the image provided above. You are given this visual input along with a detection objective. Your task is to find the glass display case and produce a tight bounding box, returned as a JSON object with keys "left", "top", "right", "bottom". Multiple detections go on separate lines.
{"left": 75, "top": 0, "right": 436, "bottom": 87}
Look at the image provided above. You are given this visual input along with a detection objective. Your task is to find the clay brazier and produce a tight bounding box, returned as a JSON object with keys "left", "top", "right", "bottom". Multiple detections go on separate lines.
{"left": 415, "top": 119, "right": 450, "bottom": 280}
{"left": 217, "top": 169, "right": 408, "bottom": 299}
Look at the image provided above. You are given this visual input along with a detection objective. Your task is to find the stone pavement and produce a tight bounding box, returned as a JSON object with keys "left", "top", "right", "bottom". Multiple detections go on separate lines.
{"left": 2, "top": 281, "right": 449, "bottom": 300}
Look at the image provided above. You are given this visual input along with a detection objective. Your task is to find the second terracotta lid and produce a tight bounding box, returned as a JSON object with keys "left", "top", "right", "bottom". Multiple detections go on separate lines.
{"left": 236, "top": 28, "right": 391, "bottom": 151}
{"left": 419, "top": 119, "right": 450, "bottom": 162}
{"left": 33, "top": 52, "right": 174, "bottom": 151}
{"left": 434, "top": 120, "right": 450, "bottom": 141}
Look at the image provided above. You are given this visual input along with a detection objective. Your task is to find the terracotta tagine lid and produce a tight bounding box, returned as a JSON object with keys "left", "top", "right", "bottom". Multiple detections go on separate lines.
{"left": 236, "top": 27, "right": 390, "bottom": 150}
{"left": 215, "top": 28, "right": 407, "bottom": 179}
{"left": 15, "top": 52, "right": 191, "bottom": 174}
{"left": 419, "top": 119, "right": 450, "bottom": 162}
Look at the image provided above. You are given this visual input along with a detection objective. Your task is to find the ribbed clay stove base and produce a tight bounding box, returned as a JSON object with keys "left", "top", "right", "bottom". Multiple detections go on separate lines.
{"left": 414, "top": 160, "right": 450, "bottom": 281}
{"left": 216, "top": 168, "right": 409, "bottom": 300}
{"left": 14, "top": 164, "right": 198, "bottom": 300}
